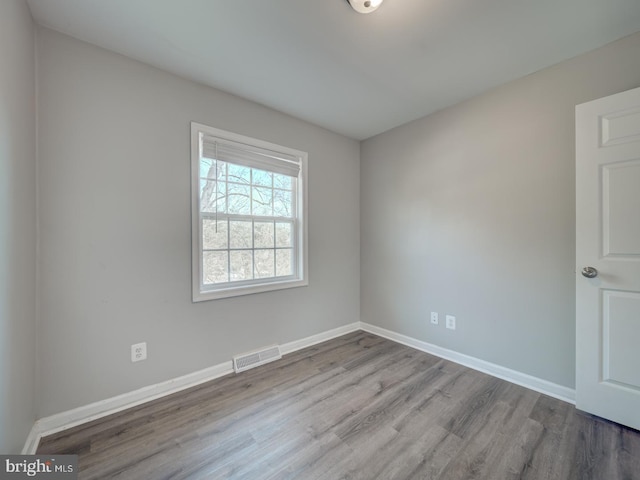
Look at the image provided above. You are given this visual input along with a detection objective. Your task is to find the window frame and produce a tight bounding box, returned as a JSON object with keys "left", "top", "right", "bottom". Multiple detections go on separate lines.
{"left": 191, "top": 122, "right": 308, "bottom": 302}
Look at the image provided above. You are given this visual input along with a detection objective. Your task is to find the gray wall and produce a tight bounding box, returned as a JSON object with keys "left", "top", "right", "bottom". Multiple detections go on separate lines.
{"left": 37, "top": 29, "right": 360, "bottom": 417}
{"left": 361, "top": 32, "right": 640, "bottom": 389}
{"left": 0, "top": 0, "right": 37, "bottom": 453}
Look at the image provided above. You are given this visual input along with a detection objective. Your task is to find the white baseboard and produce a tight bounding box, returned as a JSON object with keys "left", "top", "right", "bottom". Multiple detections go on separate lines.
{"left": 359, "top": 322, "right": 576, "bottom": 405}
{"left": 280, "top": 322, "right": 361, "bottom": 355}
{"left": 22, "top": 322, "right": 361, "bottom": 454}
{"left": 21, "top": 427, "right": 41, "bottom": 455}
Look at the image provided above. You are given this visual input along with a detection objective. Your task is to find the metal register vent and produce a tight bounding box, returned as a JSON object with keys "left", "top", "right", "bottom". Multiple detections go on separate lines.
{"left": 233, "top": 345, "right": 282, "bottom": 373}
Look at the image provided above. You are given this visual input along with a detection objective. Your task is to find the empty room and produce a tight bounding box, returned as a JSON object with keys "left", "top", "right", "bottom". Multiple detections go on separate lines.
{"left": 2, "top": 0, "right": 640, "bottom": 478}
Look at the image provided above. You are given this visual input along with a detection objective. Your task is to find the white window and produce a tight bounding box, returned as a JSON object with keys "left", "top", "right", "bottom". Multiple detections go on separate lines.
{"left": 191, "top": 123, "right": 308, "bottom": 301}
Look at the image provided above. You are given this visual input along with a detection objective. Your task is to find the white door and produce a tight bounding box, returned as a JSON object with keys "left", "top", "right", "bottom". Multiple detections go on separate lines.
{"left": 576, "top": 86, "right": 640, "bottom": 430}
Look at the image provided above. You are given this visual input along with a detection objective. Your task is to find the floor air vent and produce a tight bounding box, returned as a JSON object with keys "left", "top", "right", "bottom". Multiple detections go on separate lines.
{"left": 233, "top": 345, "right": 282, "bottom": 373}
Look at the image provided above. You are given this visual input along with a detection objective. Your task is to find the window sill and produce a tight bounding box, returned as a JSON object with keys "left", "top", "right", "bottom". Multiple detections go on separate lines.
{"left": 193, "top": 278, "right": 308, "bottom": 302}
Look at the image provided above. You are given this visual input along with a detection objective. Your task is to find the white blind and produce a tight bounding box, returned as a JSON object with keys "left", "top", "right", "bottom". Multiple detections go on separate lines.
{"left": 201, "top": 134, "right": 301, "bottom": 178}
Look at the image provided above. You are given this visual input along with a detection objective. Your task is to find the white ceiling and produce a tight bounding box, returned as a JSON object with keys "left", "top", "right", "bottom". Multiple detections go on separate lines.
{"left": 27, "top": 0, "right": 640, "bottom": 140}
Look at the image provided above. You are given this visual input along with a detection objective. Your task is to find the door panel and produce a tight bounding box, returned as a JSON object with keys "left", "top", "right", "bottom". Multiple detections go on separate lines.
{"left": 603, "top": 160, "right": 640, "bottom": 256}
{"left": 576, "top": 86, "right": 640, "bottom": 431}
{"left": 602, "top": 290, "right": 640, "bottom": 388}
{"left": 600, "top": 107, "right": 640, "bottom": 147}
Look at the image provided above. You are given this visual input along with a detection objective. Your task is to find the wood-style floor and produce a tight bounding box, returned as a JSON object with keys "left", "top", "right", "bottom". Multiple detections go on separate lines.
{"left": 37, "top": 331, "right": 640, "bottom": 479}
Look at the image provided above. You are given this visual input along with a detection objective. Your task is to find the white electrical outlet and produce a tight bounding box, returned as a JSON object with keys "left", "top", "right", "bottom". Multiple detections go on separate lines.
{"left": 131, "top": 342, "right": 147, "bottom": 362}
{"left": 430, "top": 312, "right": 439, "bottom": 325}
{"left": 445, "top": 315, "right": 456, "bottom": 330}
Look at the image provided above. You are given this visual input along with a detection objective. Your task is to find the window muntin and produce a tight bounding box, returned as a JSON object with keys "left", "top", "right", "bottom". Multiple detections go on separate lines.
{"left": 191, "top": 123, "right": 307, "bottom": 301}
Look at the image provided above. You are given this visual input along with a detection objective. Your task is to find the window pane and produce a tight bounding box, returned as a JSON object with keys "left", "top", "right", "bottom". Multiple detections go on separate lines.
{"left": 276, "top": 249, "right": 292, "bottom": 277}
{"left": 254, "top": 249, "right": 275, "bottom": 278}
{"left": 273, "top": 189, "right": 292, "bottom": 217}
{"left": 254, "top": 221, "right": 274, "bottom": 248}
{"left": 275, "top": 222, "right": 292, "bottom": 248}
{"left": 200, "top": 159, "right": 227, "bottom": 181}
{"left": 200, "top": 158, "right": 214, "bottom": 179}
{"left": 199, "top": 178, "right": 214, "bottom": 212}
{"left": 200, "top": 179, "right": 226, "bottom": 213}
{"left": 203, "top": 219, "right": 228, "bottom": 250}
{"left": 215, "top": 161, "right": 227, "bottom": 182}
{"left": 228, "top": 183, "right": 250, "bottom": 215}
{"left": 203, "top": 251, "right": 228, "bottom": 284}
{"left": 229, "top": 220, "right": 252, "bottom": 249}
{"left": 228, "top": 163, "right": 250, "bottom": 183}
{"left": 252, "top": 186, "right": 273, "bottom": 216}
{"left": 274, "top": 174, "right": 292, "bottom": 190}
{"left": 215, "top": 182, "right": 227, "bottom": 214}
{"left": 230, "top": 251, "right": 253, "bottom": 282}
{"left": 252, "top": 169, "right": 272, "bottom": 187}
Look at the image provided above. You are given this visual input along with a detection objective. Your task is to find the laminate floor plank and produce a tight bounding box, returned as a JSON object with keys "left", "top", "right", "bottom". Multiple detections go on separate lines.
{"left": 316, "top": 425, "right": 399, "bottom": 480}
{"left": 373, "top": 425, "right": 461, "bottom": 480}
{"left": 489, "top": 418, "right": 545, "bottom": 480}
{"left": 262, "top": 432, "right": 343, "bottom": 480}
{"left": 465, "top": 386, "right": 542, "bottom": 480}
{"left": 522, "top": 394, "right": 579, "bottom": 480}
{"left": 37, "top": 332, "right": 640, "bottom": 480}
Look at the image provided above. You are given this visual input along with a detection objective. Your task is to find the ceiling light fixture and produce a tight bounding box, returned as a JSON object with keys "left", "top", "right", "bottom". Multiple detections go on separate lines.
{"left": 346, "top": 0, "right": 383, "bottom": 14}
